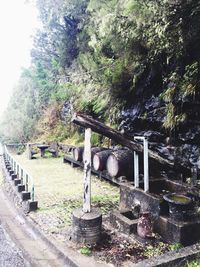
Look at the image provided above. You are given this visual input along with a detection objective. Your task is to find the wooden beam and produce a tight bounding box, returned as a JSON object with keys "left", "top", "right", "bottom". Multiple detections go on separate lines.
{"left": 72, "top": 113, "right": 190, "bottom": 174}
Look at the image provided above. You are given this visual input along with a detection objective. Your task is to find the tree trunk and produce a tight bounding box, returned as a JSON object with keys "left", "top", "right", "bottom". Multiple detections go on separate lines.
{"left": 73, "top": 146, "right": 105, "bottom": 163}
{"left": 106, "top": 149, "right": 134, "bottom": 180}
{"left": 73, "top": 147, "right": 84, "bottom": 162}
{"left": 93, "top": 149, "right": 112, "bottom": 171}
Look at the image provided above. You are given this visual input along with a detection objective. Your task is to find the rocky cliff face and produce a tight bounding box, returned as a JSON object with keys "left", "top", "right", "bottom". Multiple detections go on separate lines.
{"left": 118, "top": 92, "right": 200, "bottom": 177}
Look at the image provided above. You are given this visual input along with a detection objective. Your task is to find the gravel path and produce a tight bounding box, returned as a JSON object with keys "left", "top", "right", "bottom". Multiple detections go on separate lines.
{"left": 0, "top": 222, "right": 28, "bottom": 267}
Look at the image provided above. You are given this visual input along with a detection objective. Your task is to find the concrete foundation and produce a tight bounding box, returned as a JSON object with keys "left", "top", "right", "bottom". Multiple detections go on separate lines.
{"left": 11, "top": 174, "right": 17, "bottom": 180}
{"left": 21, "top": 191, "right": 31, "bottom": 201}
{"left": 72, "top": 207, "right": 102, "bottom": 244}
{"left": 119, "top": 179, "right": 200, "bottom": 245}
{"left": 14, "top": 179, "right": 21, "bottom": 186}
{"left": 28, "top": 200, "right": 38, "bottom": 211}
{"left": 9, "top": 170, "right": 14, "bottom": 176}
{"left": 17, "top": 184, "right": 25, "bottom": 193}
{"left": 155, "top": 215, "right": 200, "bottom": 246}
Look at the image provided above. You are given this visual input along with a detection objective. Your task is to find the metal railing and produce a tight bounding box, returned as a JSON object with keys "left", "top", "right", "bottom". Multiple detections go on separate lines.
{"left": 4, "top": 145, "right": 35, "bottom": 201}
{"left": 134, "top": 136, "right": 149, "bottom": 192}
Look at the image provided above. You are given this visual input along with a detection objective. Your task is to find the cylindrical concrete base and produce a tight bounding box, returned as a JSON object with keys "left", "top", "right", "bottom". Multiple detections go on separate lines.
{"left": 72, "top": 208, "right": 102, "bottom": 244}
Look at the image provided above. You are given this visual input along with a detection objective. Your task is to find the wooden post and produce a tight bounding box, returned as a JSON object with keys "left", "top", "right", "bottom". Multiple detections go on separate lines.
{"left": 83, "top": 128, "right": 92, "bottom": 213}
{"left": 27, "top": 143, "right": 32, "bottom": 160}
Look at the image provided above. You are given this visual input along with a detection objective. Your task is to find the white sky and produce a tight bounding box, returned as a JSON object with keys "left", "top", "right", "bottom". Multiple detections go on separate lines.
{"left": 0, "top": 0, "right": 39, "bottom": 116}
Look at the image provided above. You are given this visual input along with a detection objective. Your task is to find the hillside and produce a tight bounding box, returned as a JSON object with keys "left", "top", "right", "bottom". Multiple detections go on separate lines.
{"left": 1, "top": 0, "right": 200, "bottom": 168}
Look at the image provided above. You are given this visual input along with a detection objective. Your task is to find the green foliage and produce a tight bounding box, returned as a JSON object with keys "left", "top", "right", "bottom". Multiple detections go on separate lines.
{"left": 91, "top": 133, "right": 101, "bottom": 146}
{"left": 163, "top": 103, "right": 187, "bottom": 131}
{"left": 1, "top": 0, "right": 200, "bottom": 141}
{"left": 80, "top": 246, "right": 91, "bottom": 256}
{"left": 169, "top": 243, "right": 183, "bottom": 251}
{"left": 187, "top": 258, "right": 200, "bottom": 267}
{"left": 91, "top": 194, "right": 119, "bottom": 214}
{"left": 143, "top": 242, "right": 169, "bottom": 258}
{"left": 181, "top": 62, "right": 199, "bottom": 98}
{"left": 16, "top": 145, "right": 26, "bottom": 155}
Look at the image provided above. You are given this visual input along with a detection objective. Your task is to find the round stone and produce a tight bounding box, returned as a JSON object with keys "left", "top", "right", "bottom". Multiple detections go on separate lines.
{"left": 72, "top": 207, "right": 102, "bottom": 244}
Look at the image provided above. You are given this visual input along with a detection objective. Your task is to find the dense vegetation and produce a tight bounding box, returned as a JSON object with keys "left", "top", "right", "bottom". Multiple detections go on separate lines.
{"left": 1, "top": 0, "right": 200, "bottom": 144}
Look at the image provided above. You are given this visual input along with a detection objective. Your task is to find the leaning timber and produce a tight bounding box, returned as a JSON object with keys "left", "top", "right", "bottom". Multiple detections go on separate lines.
{"left": 93, "top": 149, "right": 112, "bottom": 171}
{"left": 106, "top": 149, "right": 133, "bottom": 179}
{"left": 72, "top": 113, "right": 190, "bottom": 175}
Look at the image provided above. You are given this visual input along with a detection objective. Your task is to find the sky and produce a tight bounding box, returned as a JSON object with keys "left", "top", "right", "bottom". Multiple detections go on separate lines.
{"left": 0, "top": 0, "right": 40, "bottom": 116}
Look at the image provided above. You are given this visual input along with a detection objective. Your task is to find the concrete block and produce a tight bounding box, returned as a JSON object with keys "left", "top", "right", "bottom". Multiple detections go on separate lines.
{"left": 17, "top": 184, "right": 25, "bottom": 193}
{"left": 14, "top": 179, "right": 21, "bottom": 186}
{"left": 110, "top": 210, "right": 138, "bottom": 235}
{"left": 21, "top": 191, "right": 31, "bottom": 201}
{"left": 28, "top": 200, "right": 38, "bottom": 211}
{"left": 11, "top": 174, "right": 17, "bottom": 180}
{"left": 9, "top": 170, "right": 14, "bottom": 176}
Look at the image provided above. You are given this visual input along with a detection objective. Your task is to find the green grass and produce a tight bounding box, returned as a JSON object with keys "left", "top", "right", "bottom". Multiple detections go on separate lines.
{"left": 80, "top": 246, "right": 92, "bottom": 256}
{"left": 187, "top": 258, "right": 200, "bottom": 267}
{"left": 10, "top": 151, "right": 119, "bottom": 233}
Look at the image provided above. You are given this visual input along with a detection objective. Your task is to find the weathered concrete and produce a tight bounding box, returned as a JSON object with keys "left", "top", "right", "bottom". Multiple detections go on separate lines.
{"left": 17, "top": 184, "right": 25, "bottom": 193}
{"left": 130, "top": 243, "right": 200, "bottom": 267}
{"left": 119, "top": 179, "right": 200, "bottom": 245}
{"left": 110, "top": 210, "right": 138, "bottom": 235}
{"left": 72, "top": 207, "right": 102, "bottom": 244}
{"left": 9, "top": 170, "right": 14, "bottom": 176}
{"left": 28, "top": 200, "right": 38, "bottom": 211}
{"left": 11, "top": 174, "right": 17, "bottom": 180}
{"left": 21, "top": 192, "right": 31, "bottom": 201}
{"left": 14, "top": 179, "right": 21, "bottom": 186}
{"left": 155, "top": 215, "right": 200, "bottom": 246}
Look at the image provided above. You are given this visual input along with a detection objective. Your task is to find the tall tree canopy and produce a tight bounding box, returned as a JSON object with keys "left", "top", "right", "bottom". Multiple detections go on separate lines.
{"left": 1, "top": 0, "right": 200, "bottom": 143}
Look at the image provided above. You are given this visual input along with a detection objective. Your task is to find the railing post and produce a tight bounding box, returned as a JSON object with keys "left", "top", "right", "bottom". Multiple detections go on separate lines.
{"left": 143, "top": 136, "right": 149, "bottom": 192}
{"left": 134, "top": 151, "right": 139, "bottom": 188}
{"left": 17, "top": 165, "right": 19, "bottom": 178}
{"left": 31, "top": 184, "right": 35, "bottom": 201}
{"left": 26, "top": 174, "right": 29, "bottom": 192}
{"left": 14, "top": 162, "right": 16, "bottom": 174}
{"left": 21, "top": 169, "right": 24, "bottom": 184}
{"left": 134, "top": 136, "right": 149, "bottom": 192}
{"left": 4, "top": 144, "right": 36, "bottom": 203}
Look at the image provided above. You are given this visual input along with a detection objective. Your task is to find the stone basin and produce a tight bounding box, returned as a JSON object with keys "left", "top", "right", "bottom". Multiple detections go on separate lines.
{"left": 163, "top": 193, "right": 194, "bottom": 221}
{"left": 163, "top": 193, "right": 192, "bottom": 205}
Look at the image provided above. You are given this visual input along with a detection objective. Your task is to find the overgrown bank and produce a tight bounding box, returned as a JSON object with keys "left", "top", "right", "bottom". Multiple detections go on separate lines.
{"left": 1, "top": 0, "right": 200, "bottom": 166}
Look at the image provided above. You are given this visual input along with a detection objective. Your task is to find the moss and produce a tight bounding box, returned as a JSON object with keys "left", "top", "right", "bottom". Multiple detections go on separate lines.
{"left": 163, "top": 103, "right": 186, "bottom": 131}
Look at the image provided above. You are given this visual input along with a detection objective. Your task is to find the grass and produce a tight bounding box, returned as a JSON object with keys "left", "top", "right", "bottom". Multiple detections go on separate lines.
{"left": 187, "top": 258, "right": 200, "bottom": 267}
{"left": 10, "top": 151, "right": 119, "bottom": 234}
{"left": 80, "top": 246, "right": 92, "bottom": 256}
